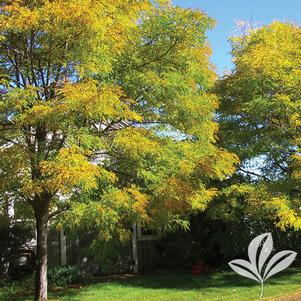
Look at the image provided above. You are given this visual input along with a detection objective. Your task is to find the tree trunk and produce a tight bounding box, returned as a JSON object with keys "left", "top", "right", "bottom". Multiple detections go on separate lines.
{"left": 34, "top": 201, "right": 50, "bottom": 301}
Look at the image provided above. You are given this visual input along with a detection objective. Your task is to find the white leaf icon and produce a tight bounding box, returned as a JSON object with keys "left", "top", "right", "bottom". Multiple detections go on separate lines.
{"left": 228, "top": 259, "right": 262, "bottom": 283}
{"left": 263, "top": 250, "right": 297, "bottom": 281}
{"left": 229, "top": 232, "right": 297, "bottom": 298}
{"left": 248, "top": 233, "right": 272, "bottom": 273}
{"left": 258, "top": 233, "right": 273, "bottom": 274}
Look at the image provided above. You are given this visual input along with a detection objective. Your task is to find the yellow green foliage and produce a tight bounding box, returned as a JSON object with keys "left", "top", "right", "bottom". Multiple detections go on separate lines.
{"left": 216, "top": 22, "right": 301, "bottom": 232}
{"left": 209, "top": 183, "right": 301, "bottom": 231}
{"left": 59, "top": 185, "right": 149, "bottom": 241}
{"left": 0, "top": 0, "right": 237, "bottom": 239}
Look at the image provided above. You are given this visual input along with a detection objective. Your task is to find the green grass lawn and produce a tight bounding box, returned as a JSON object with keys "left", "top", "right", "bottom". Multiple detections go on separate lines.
{"left": 1, "top": 268, "right": 301, "bottom": 301}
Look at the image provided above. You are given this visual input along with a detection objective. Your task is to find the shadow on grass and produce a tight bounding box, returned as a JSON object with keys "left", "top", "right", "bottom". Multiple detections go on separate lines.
{"left": 101, "top": 267, "right": 301, "bottom": 291}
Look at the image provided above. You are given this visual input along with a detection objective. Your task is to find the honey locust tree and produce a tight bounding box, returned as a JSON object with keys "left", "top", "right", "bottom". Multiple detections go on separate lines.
{"left": 0, "top": 1, "right": 237, "bottom": 300}
{"left": 216, "top": 22, "right": 301, "bottom": 232}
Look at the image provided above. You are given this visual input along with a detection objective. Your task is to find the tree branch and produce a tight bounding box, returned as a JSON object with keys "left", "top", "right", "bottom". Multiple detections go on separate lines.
{"left": 238, "top": 167, "right": 270, "bottom": 181}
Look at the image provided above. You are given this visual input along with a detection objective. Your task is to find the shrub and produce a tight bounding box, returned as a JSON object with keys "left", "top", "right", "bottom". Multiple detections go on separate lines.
{"left": 47, "top": 265, "right": 81, "bottom": 288}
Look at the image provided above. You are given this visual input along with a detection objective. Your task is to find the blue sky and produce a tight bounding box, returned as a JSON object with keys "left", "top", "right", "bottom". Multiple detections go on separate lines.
{"left": 174, "top": 0, "right": 301, "bottom": 74}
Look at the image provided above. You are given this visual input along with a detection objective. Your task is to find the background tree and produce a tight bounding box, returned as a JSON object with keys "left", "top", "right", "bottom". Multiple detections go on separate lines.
{"left": 216, "top": 22, "right": 301, "bottom": 232}
{"left": 0, "top": 1, "right": 237, "bottom": 300}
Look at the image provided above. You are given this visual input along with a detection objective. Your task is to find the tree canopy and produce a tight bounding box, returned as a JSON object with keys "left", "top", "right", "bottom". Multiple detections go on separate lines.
{"left": 216, "top": 22, "right": 301, "bottom": 231}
